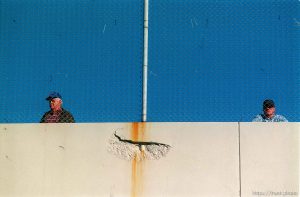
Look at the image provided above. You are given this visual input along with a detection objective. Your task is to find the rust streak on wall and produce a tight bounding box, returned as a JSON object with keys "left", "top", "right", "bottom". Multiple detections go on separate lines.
{"left": 131, "top": 155, "right": 138, "bottom": 197}
{"left": 131, "top": 122, "right": 139, "bottom": 141}
{"left": 131, "top": 122, "right": 146, "bottom": 197}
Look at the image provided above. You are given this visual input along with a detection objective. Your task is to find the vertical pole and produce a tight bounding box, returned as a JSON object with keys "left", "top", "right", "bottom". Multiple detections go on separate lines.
{"left": 142, "top": 0, "right": 149, "bottom": 122}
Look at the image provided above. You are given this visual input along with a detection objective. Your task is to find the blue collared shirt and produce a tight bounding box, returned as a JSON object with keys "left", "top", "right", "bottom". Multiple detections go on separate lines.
{"left": 252, "top": 114, "right": 288, "bottom": 122}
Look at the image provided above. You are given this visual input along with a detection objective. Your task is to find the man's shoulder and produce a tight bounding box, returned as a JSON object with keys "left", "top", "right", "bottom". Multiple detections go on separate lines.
{"left": 43, "top": 110, "right": 52, "bottom": 116}
{"left": 274, "top": 114, "right": 288, "bottom": 122}
{"left": 252, "top": 114, "right": 264, "bottom": 122}
{"left": 60, "top": 108, "right": 75, "bottom": 123}
{"left": 40, "top": 110, "right": 52, "bottom": 123}
{"left": 252, "top": 114, "right": 288, "bottom": 122}
{"left": 61, "top": 108, "right": 73, "bottom": 115}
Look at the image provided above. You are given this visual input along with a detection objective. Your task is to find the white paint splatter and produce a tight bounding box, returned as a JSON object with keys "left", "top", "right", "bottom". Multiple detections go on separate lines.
{"left": 150, "top": 70, "right": 158, "bottom": 77}
{"left": 191, "top": 18, "right": 199, "bottom": 28}
{"left": 294, "top": 18, "right": 300, "bottom": 26}
{"left": 190, "top": 19, "right": 194, "bottom": 28}
{"left": 193, "top": 18, "right": 198, "bottom": 26}
{"left": 103, "top": 24, "right": 107, "bottom": 33}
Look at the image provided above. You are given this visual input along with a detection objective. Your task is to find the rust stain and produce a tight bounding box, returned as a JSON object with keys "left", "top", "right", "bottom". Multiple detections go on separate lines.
{"left": 131, "top": 122, "right": 146, "bottom": 141}
{"left": 131, "top": 122, "right": 146, "bottom": 197}
{"left": 131, "top": 122, "right": 139, "bottom": 141}
{"left": 131, "top": 155, "right": 138, "bottom": 197}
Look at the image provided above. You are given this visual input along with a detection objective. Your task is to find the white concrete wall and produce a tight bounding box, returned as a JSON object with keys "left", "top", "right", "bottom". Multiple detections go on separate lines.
{"left": 240, "top": 123, "right": 299, "bottom": 197}
{"left": 0, "top": 123, "right": 298, "bottom": 197}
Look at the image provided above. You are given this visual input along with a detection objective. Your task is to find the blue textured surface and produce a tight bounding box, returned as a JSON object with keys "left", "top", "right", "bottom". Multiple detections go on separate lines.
{"left": 0, "top": 0, "right": 144, "bottom": 123}
{"left": 148, "top": 0, "right": 300, "bottom": 122}
{"left": 1, "top": 0, "right": 299, "bottom": 122}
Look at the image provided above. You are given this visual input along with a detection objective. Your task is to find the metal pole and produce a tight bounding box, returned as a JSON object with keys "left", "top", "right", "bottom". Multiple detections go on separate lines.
{"left": 142, "top": 0, "right": 149, "bottom": 122}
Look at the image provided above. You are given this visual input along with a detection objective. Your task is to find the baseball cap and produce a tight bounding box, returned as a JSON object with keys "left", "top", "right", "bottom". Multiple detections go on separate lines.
{"left": 263, "top": 99, "right": 275, "bottom": 109}
{"left": 46, "top": 91, "right": 62, "bottom": 101}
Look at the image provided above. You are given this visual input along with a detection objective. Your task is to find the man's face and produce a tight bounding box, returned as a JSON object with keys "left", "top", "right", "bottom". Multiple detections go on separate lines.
{"left": 49, "top": 98, "right": 62, "bottom": 111}
{"left": 264, "top": 107, "right": 275, "bottom": 118}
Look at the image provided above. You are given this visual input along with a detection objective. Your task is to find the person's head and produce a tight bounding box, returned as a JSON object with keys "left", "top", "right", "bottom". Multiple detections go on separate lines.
{"left": 263, "top": 99, "right": 275, "bottom": 118}
{"left": 46, "top": 92, "right": 63, "bottom": 111}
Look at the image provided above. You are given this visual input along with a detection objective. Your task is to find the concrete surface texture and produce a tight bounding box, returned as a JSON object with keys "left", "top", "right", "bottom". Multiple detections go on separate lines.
{"left": 0, "top": 123, "right": 298, "bottom": 197}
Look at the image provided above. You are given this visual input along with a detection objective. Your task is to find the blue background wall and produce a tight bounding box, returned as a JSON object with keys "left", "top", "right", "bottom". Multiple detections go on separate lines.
{"left": 1, "top": 0, "right": 299, "bottom": 122}
{"left": 148, "top": 0, "right": 300, "bottom": 121}
{"left": 0, "top": 0, "right": 144, "bottom": 122}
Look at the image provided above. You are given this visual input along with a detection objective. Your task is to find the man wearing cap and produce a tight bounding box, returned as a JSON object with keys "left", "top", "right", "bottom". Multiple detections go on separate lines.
{"left": 252, "top": 99, "right": 288, "bottom": 122}
{"left": 40, "top": 92, "right": 75, "bottom": 123}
